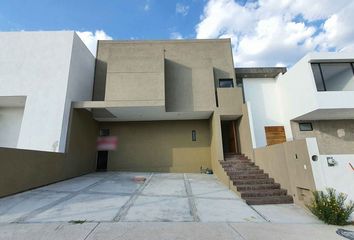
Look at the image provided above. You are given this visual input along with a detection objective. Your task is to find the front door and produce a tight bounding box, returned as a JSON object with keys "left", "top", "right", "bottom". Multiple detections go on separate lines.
{"left": 221, "top": 120, "right": 239, "bottom": 154}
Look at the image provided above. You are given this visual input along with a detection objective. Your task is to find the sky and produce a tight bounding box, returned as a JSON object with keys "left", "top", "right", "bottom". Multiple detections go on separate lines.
{"left": 0, "top": 0, "right": 353, "bottom": 67}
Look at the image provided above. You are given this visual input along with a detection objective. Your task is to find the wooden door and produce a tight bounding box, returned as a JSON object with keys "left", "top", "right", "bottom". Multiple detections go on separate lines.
{"left": 229, "top": 121, "right": 239, "bottom": 154}
{"left": 265, "top": 126, "right": 286, "bottom": 146}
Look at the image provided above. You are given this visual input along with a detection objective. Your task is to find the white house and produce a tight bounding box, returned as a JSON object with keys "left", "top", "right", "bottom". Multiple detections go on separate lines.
{"left": 0, "top": 31, "right": 95, "bottom": 152}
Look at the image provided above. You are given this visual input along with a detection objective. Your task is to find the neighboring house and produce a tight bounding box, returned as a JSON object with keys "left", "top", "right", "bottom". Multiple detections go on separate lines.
{"left": 0, "top": 31, "right": 95, "bottom": 152}
{"left": 0, "top": 32, "right": 353, "bottom": 213}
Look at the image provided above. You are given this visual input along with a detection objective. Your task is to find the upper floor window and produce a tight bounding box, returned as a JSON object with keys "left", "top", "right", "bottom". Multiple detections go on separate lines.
{"left": 219, "top": 78, "right": 234, "bottom": 88}
{"left": 311, "top": 62, "right": 354, "bottom": 91}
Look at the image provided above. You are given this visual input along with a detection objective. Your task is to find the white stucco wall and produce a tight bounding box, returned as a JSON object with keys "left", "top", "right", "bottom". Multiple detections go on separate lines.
{"left": 243, "top": 78, "right": 284, "bottom": 147}
{"left": 306, "top": 138, "right": 354, "bottom": 221}
{"left": 0, "top": 107, "right": 25, "bottom": 148}
{"left": 0, "top": 31, "right": 95, "bottom": 152}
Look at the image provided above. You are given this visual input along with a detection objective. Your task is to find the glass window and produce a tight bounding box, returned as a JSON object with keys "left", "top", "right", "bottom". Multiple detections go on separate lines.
{"left": 311, "top": 64, "right": 325, "bottom": 91}
{"left": 311, "top": 62, "right": 354, "bottom": 91}
{"left": 321, "top": 63, "right": 354, "bottom": 91}
{"left": 219, "top": 79, "right": 234, "bottom": 88}
{"left": 299, "top": 123, "right": 313, "bottom": 131}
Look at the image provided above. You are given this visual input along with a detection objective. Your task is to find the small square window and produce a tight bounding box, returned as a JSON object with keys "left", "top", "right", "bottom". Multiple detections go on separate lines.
{"left": 299, "top": 123, "right": 313, "bottom": 131}
{"left": 99, "top": 128, "right": 110, "bottom": 136}
{"left": 219, "top": 79, "right": 234, "bottom": 88}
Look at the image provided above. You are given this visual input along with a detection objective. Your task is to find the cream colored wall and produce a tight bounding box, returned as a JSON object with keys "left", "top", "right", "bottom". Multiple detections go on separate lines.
{"left": 94, "top": 40, "right": 236, "bottom": 112}
{"left": 254, "top": 140, "right": 317, "bottom": 207}
{"left": 0, "top": 109, "right": 98, "bottom": 197}
{"left": 237, "top": 104, "right": 254, "bottom": 160}
{"left": 216, "top": 87, "right": 243, "bottom": 117}
{"left": 99, "top": 120, "right": 211, "bottom": 172}
{"left": 291, "top": 120, "right": 354, "bottom": 154}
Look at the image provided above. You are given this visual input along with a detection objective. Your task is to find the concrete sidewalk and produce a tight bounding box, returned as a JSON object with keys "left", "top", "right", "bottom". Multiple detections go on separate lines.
{"left": 0, "top": 222, "right": 353, "bottom": 240}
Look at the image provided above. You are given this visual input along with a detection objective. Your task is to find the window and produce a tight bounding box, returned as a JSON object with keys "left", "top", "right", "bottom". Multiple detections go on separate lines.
{"left": 311, "top": 63, "right": 354, "bottom": 91}
{"left": 192, "top": 130, "right": 197, "bottom": 141}
{"left": 299, "top": 122, "right": 313, "bottom": 131}
{"left": 99, "top": 128, "right": 110, "bottom": 136}
{"left": 219, "top": 79, "right": 234, "bottom": 88}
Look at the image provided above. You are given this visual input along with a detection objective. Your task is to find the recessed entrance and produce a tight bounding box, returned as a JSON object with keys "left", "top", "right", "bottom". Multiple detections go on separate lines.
{"left": 221, "top": 120, "right": 239, "bottom": 154}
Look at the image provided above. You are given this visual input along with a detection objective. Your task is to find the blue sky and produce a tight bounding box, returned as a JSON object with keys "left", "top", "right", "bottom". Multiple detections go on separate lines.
{"left": 0, "top": 0, "right": 204, "bottom": 40}
{"left": 0, "top": 0, "right": 353, "bottom": 66}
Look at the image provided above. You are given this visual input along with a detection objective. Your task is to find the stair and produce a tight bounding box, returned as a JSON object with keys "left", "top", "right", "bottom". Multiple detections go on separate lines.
{"left": 221, "top": 154, "right": 293, "bottom": 205}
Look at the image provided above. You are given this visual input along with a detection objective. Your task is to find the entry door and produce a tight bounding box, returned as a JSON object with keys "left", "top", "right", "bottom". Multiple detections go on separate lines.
{"left": 229, "top": 121, "right": 239, "bottom": 154}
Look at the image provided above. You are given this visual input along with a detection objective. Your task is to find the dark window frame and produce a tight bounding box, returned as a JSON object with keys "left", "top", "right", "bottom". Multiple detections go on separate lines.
{"left": 218, "top": 78, "right": 234, "bottom": 88}
{"left": 299, "top": 122, "right": 313, "bottom": 131}
{"left": 311, "top": 62, "right": 354, "bottom": 92}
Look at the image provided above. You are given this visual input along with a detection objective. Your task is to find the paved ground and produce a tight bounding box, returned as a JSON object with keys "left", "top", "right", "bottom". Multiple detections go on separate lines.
{"left": 0, "top": 172, "right": 353, "bottom": 239}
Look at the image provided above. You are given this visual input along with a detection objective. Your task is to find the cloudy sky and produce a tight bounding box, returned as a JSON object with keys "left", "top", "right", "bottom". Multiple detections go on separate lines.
{"left": 1, "top": 0, "right": 353, "bottom": 67}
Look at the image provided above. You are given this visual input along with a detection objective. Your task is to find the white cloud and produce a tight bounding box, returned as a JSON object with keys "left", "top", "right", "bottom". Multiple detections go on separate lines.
{"left": 76, "top": 30, "right": 113, "bottom": 56}
{"left": 196, "top": 0, "right": 354, "bottom": 67}
{"left": 176, "top": 3, "right": 190, "bottom": 16}
{"left": 170, "top": 32, "right": 184, "bottom": 40}
{"left": 144, "top": 0, "right": 150, "bottom": 11}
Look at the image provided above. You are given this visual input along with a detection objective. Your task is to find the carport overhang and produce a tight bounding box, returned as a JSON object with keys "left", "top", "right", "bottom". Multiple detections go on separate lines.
{"left": 73, "top": 101, "right": 213, "bottom": 121}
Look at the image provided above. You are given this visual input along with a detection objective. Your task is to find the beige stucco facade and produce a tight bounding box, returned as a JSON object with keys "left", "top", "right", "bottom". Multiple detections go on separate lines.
{"left": 99, "top": 120, "right": 211, "bottom": 172}
{"left": 253, "top": 140, "right": 317, "bottom": 207}
{"left": 291, "top": 120, "right": 354, "bottom": 154}
{"left": 0, "top": 109, "right": 98, "bottom": 197}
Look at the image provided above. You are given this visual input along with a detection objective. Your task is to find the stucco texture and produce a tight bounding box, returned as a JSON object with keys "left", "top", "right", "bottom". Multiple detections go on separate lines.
{"left": 99, "top": 120, "right": 211, "bottom": 172}
{"left": 291, "top": 120, "right": 354, "bottom": 154}
{"left": 0, "top": 109, "right": 98, "bottom": 197}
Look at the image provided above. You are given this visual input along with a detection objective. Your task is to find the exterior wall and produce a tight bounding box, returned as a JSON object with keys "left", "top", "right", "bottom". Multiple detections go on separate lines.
{"left": 0, "top": 31, "right": 95, "bottom": 153}
{"left": 306, "top": 138, "right": 354, "bottom": 220}
{"left": 99, "top": 120, "right": 211, "bottom": 172}
{"left": 216, "top": 87, "right": 243, "bottom": 117}
{"left": 237, "top": 104, "right": 255, "bottom": 160}
{"left": 60, "top": 33, "right": 96, "bottom": 152}
{"left": 243, "top": 78, "right": 284, "bottom": 148}
{"left": 93, "top": 40, "right": 235, "bottom": 113}
{"left": 0, "top": 107, "right": 24, "bottom": 148}
{"left": 254, "top": 139, "right": 317, "bottom": 207}
{"left": 0, "top": 109, "right": 98, "bottom": 197}
{"left": 291, "top": 120, "right": 354, "bottom": 154}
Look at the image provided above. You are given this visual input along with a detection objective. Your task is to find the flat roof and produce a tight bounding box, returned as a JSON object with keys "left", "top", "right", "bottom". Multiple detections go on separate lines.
{"left": 235, "top": 67, "right": 287, "bottom": 78}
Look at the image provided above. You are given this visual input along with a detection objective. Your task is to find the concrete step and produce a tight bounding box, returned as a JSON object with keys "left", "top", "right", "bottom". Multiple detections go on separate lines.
{"left": 221, "top": 163, "right": 255, "bottom": 169}
{"left": 236, "top": 183, "right": 281, "bottom": 191}
{"left": 240, "top": 189, "right": 288, "bottom": 198}
{"left": 226, "top": 169, "right": 264, "bottom": 175}
{"left": 221, "top": 160, "right": 253, "bottom": 164}
{"left": 244, "top": 195, "right": 294, "bottom": 205}
{"left": 233, "top": 178, "right": 275, "bottom": 185}
{"left": 223, "top": 166, "right": 260, "bottom": 171}
{"left": 229, "top": 173, "right": 269, "bottom": 180}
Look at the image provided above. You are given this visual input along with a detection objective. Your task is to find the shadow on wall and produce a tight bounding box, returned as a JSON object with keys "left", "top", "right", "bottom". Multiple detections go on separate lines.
{"left": 165, "top": 59, "right": 194, "bottom": 112}
{"left": 93, "top": 59, "right": 108, "bottom": 101}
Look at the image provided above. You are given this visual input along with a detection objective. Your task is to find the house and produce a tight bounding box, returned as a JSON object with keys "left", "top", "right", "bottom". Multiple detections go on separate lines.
{"left": 0, "top": 32, "right": 353, "bottom": 212}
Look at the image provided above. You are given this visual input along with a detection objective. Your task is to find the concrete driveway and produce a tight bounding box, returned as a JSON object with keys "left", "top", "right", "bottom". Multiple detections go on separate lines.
{"left": 0, "top": 172, "right": 318, "bottom": 223}
{"left": 1, "top": 172, "right": 353, "bottom": 239}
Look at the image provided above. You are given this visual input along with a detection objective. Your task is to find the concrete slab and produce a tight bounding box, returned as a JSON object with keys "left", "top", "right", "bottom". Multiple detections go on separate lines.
{"left": 27, "top": 194, "right": 130, "bottom": 222}
{"left": 142, "top": 176, "right": 186, "bottom": 196}
{"left": 0, "top": 191, "right": 68, "bottom": 223}
{"left": 86, "top": 222, "right": 244, "bottom": 240}
{"left": 38, "top": 176, "right": 102, "bottom": 192}
{"left": 195, "top": 198, "right": 265, "bottom": 222}
{"left": 231, "top": 223, "right": 354, "bottom": 240}
{"left": 88, "top": 179, "right": 142, "bottom": 194}
{"left": 123, "top": 196, "right": 193, "bottom": 222}
{"left": 0, "top": 222, "right": 97, "bottom": 240}
{"left": 252, "top": 204, "right": 321, "bottom": 223}
{"left": 188, "top": 175, "right": 239, "bottom": 199}
{"left": 0, "top": 191, "right": 34, "bottom": 215}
